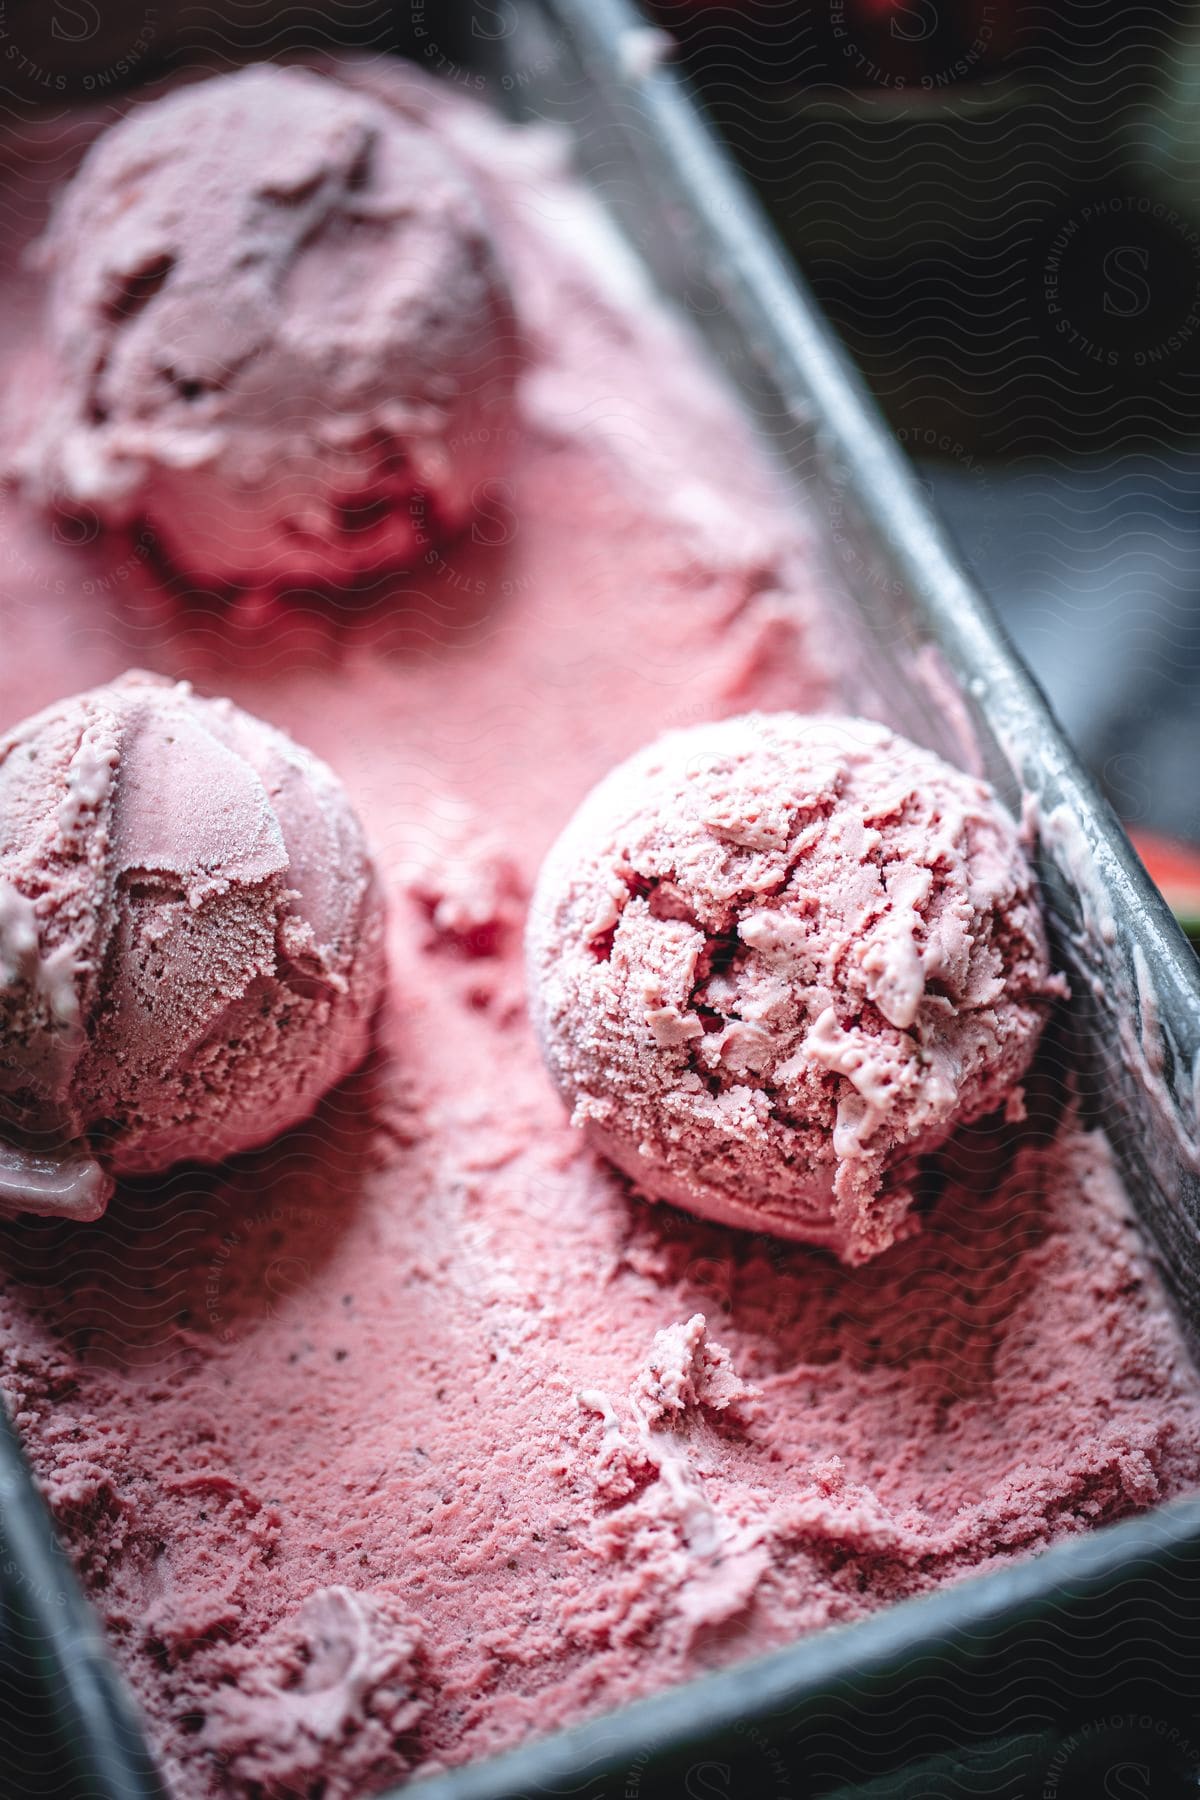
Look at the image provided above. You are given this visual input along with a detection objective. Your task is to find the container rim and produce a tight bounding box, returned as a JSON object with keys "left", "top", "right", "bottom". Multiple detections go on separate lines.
{"left": 412, "top": 1494, "right": 1200, "bottom": 1799}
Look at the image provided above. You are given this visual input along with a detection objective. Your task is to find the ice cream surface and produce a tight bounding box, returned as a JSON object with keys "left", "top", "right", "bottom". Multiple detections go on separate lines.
{"left": 0, "top": 672, "right": 385, "bottom": 1217}
{"left": 14, "top": 63, "right": 517, "bottom": 586}
{"left": 529, "top": 712, "right": 1059, "bottom": 1262}
{"left": 0, "top": 54, "right": 1197, "bottom": 1800}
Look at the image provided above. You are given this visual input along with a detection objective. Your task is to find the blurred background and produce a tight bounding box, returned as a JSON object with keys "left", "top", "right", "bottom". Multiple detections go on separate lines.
{"left": 640, "top": 0, "right": 1200, "bottom": 912}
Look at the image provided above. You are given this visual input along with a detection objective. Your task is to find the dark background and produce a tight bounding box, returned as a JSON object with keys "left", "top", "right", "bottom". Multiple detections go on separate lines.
{"left": 648, "top": 0, "right": 1200, "bottom": 845}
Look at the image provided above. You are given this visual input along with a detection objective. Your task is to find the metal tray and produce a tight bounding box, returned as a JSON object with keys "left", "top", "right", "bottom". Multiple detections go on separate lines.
{"left": 3, "top": 2, "right": 1200, "bottom": 1796}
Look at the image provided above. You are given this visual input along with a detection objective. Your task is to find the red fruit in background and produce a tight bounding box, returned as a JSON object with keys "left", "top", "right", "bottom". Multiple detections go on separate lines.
{"left": 1126, "top": 828, "right": 1200, "bottom": 946}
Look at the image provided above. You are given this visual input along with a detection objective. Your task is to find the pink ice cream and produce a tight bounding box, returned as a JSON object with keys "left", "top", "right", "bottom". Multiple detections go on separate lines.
{"left": 15, "top": 64, "right": 517, "bottom": 587}
{"left": 0, "top": 672, "right": 385, "bottom": 1219}
{"left": 528, "top": 713, "right": 1059, "bottom": 1262}
{"left": 0, "top": 57, "right": 1197, "bottom": 1800}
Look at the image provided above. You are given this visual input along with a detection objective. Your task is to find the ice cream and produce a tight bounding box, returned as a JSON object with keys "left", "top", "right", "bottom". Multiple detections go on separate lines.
{"left": 15, "top": 63, "right": 517, "bottom": 587}
{"left": 0, "top": 55, "right": 1196, "bottom": 1800}
{"left": 0, "top": 672, "right": 385, "bottom": 1218}
{"left": 528, "top": 712, "right": 1059, "bottom": 1262}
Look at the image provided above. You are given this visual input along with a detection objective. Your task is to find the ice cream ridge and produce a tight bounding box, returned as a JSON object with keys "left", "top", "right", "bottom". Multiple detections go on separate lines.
{"left": 0, "top": 672, "right": 385, "bottom": 1220}
{"left": 16, "top": 62, "right": 518, "bottom": 587}
{"left": 529, "top": 712, "right": 1064, "bottom": 1262}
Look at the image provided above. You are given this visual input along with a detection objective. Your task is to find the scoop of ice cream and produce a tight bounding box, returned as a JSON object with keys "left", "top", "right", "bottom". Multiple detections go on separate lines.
{"left": 18, "top": 64, "right": 517, "bottom": 587}
{"left": 528, "top": 712, "right": 1060, "bottom": 1263}
{"left": 0, "top": 672, "right": 385, "bottom": 1219}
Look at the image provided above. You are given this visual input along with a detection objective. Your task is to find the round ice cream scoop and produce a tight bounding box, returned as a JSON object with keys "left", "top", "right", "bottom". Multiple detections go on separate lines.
{"left": 0, "top": 672, "right": 386, "bottom": 1219}
{"left": 528, "top": 712, "right": 1061, "bottom": 1263}
{"left": 19, "top": 64, "right": 518, "bottom": 587}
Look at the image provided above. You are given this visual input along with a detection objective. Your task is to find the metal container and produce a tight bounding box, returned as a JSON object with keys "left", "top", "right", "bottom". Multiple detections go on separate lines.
{"left": 2, "top": 2, "right": 1199, "bottom": 1795}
